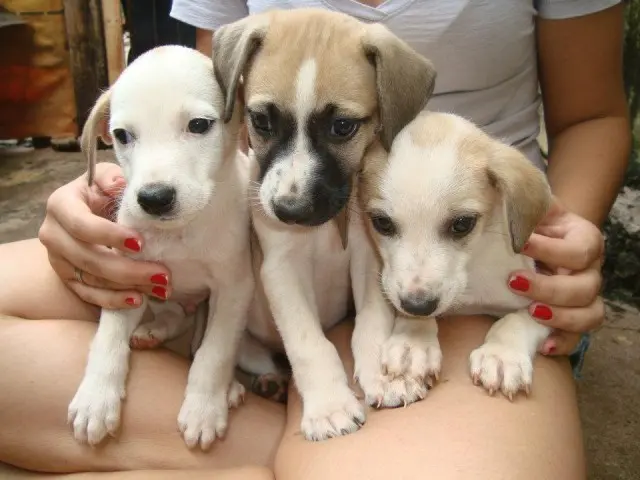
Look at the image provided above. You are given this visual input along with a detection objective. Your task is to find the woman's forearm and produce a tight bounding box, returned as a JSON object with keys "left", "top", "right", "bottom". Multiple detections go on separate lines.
{"left": 196, "top": 27, "right": 214, "bottom": 56}
{"left": 545, "top": 115, "right": 631, "bottom": 227}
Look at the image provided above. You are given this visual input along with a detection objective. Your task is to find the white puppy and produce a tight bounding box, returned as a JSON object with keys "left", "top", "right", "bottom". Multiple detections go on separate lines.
{"left": 68, "top": 46, "right": 253, "bottom": 450}
{"left": 354, "top": 111, "right": 553, "bottom": 402}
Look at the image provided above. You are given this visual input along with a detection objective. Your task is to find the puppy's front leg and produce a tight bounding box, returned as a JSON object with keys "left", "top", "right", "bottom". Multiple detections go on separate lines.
{"left": 349, "top": 210, "right": 396, "bottom": 405}
{"left": 350, "top": 212, "right": 438, "bottom": 407}
{"left": 261, "top": 253, "right": 365, "bottom": 441}
{"left": 178, "top": 261, "right": 253, "bottom": 450}
{"left": 68, "top": 299, "right": 147, "bottom": 445}
{"left": 469, "top": 311, "right": 552, "bottom": 399}
{"left": 380, "top": 315, "right": 442, "bottom": 397}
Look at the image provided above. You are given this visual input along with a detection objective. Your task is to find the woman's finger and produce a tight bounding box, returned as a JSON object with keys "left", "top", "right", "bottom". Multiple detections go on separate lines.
{"left": 42, "top": 219, "right": 170, "bottom": 295}
{"left": 527, "top": 296, "right": 605, "bottom": 333}
{"left": 524, "top": 232, "right": 603, "bottom": 272}
{"left": 507, "top": 268, "right": 601, "bottom": 308}
{"left": 47, "top": 186, "right": 143, "bottom": 254}
{"left": 92, "top": 162, "right": 125, "bottom": 194}
{"left": 51, "top": 254, "right": 140, "bottom": 291}
{"left": 539, "top": 331, "right": 583, "bottom": 357}
{"left": 67, "top": 280, "right": 143, "bottom": 310}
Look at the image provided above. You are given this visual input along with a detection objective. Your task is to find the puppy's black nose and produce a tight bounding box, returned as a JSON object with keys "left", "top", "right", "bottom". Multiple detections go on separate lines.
{"left": 400, "top": 292, "right": 439, "bottom": 317}
{"left": 137, "top": 183, "right": 176, "bottom": 216}
{"left": 272, "top": 196, "right": 311, "bottom": 225}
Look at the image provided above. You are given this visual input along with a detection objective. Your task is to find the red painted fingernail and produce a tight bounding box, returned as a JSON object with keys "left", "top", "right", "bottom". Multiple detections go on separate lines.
{"left": 532, "top": 304, "right": 553, "bottom": 321}
{"left": 125, "top": 297, "right": 138, "bottom": 306}
{"left": 152, "top": 286, "right": 167, "bottom": 299}
{"left": 124, "top": 238, "right": 141, "bottom": 252}
{"left": 508, "top": 275, "right": 530, "bottom": 292}
{"left": 150, "top": 273, "right": 168, "bottom": 285}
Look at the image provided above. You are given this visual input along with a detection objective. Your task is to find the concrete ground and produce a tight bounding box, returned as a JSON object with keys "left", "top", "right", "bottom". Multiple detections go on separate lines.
{"left": 0, "top": 148, "right": 638, "bottom": 479}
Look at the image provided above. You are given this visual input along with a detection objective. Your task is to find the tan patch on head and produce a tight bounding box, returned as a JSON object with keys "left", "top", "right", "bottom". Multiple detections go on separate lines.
{"left": 358, "top": 140, "right": 390, "bottom": 208}
{"left": 245, "top": 9, "right": 378, "bottom": 117}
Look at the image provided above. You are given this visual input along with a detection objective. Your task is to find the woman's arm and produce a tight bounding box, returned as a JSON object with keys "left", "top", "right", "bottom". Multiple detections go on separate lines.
{"left": 537, "top": 2, "right": 631, "bottom": 227}
{"left": 196, "top": 27, "right": 213, "bottom": 56}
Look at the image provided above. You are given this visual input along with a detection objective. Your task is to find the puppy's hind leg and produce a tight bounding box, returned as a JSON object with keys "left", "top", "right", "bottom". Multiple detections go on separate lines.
{"left": 237, "top": 333, "right": 290, "bottom": 403}
{"left": 68, "top": 298, "right": 148, "bottom": 445}
{"left": 131, "top": 300, "right": 191, "bottom": 349}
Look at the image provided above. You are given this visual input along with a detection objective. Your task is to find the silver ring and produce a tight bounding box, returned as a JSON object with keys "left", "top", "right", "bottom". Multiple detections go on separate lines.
{"left": 74, "top": 267, "right": 86, "bottom": 285}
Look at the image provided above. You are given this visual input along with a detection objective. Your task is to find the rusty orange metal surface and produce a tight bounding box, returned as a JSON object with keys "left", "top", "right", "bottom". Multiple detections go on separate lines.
{"left": 0, "top": 0, "right": 78, "bottom": 139}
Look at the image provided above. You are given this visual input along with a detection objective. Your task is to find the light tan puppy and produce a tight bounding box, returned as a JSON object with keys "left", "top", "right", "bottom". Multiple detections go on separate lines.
{"left": 353, "top": 111, "right": 553, "bottom": 403}
{"left": 213, "top": 9, "right": 437, "bottom": 440}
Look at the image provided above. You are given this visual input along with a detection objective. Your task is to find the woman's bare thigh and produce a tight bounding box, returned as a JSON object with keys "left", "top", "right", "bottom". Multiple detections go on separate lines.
{"left": 275, "top": 317, "right": 586, "bottom": 480}
{"left": 0, "top": 317, "right": 286, "bottom": 473}
{"left": 51, "top": 466, "right": 274, "bottom": 479}
{"left": 0, "top": 239, "right": 98, "bottom": 320}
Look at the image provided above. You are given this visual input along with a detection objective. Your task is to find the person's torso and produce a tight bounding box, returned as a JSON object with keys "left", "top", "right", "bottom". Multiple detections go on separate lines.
{"left": 245, "top": 0, "right": 544, "bottom": 168}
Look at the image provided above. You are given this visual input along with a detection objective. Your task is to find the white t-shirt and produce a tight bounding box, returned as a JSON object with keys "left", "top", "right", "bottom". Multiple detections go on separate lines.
{"left": 170, "top": 0, "right": 620, "bottom": 170}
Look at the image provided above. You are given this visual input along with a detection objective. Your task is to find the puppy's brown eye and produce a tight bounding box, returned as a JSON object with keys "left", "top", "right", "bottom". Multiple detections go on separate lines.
{"left": 188, "top": 118, "right": 213, "bottom": 134}
{"left": 113, "top": 128, "right": 133, "bottom": 145}
{"left": 330, "top": 118, "right": 360, "bottom": 139}
{"left": 249, "top": 111, "right": 272, "bottom": 136}
{"left": 370, "top": 214, "right": 397, "bottom": 237}
{"left": 449, "top": 215, "right": 477, "bottom": 238}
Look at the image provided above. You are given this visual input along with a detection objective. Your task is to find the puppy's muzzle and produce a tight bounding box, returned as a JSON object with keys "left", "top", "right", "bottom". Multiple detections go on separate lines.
{"left": 137, "top": 182, "right": 176, "bottom": 216}
{"left": 400, "top": 290, "right": 439, "bottom": 317}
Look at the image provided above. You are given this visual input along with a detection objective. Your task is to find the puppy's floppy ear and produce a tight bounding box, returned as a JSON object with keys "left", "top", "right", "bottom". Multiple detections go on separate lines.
{"left": 213, "top": 16, "right": 269, "bottom": 123}
{"left": 487, "top": 142, "right": 552, "bottom": 254}
{"left": 362, "top": 24, "right": 437, "bottom": 151}
{"left": 80, "top": 89, "right": 112, "bottom": 186}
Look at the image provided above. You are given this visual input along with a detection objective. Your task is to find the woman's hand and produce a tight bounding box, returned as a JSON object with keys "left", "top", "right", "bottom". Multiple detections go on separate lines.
{"left": 507, "top": 199, "right": 605, "bottom": 356}
{"left": 38, "top": 163, "right": 171, "bottom": 309}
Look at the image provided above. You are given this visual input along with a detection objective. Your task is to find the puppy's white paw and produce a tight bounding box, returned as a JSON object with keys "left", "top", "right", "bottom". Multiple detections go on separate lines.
{"left": 178, "top": 380, "right": 245, "bottom": 450}
{"left": 469, "top": 342, "right": 533, "bottom": 400}
{"left": 301, "top": 387, "right": 365, "bottom": 441}
{"left": 358, "top": 371, "right": 428, "bottom": 409}
{"left": 381, "top": 333, "right": 442, "bottom": 386}
{"left": 68, "top": 377, "right": 124, "bottom": 445}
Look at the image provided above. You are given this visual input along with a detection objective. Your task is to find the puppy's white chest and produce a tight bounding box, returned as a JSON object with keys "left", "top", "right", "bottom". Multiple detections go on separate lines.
{"left": 453, "top": 236, "right": 533, "bottom": 316}
{"left": 136, "top": 234, "right": 217, "bottom": 299}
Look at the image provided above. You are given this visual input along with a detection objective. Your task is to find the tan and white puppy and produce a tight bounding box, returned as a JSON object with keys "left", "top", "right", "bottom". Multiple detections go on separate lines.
{"left": 68, "top": 46, "right": 253, "bottom": 450}
{"left": 356, "top": 111, "right": 553, "bottom": 401}
{"left": 213, "top": 9, "right": 436, "bottom": 440}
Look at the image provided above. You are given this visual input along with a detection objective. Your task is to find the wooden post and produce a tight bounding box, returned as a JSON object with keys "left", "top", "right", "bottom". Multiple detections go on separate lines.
{"left": 63, "top": 0, "right": 109, "bottom": 134}
{"left": 101, "top": 0, "right": 125, "bottom": 85}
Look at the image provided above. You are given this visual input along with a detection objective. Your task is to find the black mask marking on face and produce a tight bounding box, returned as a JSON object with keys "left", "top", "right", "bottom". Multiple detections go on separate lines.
{"left": 250, "top": 103, "right": 355, "bottom": 227}
{"left": 250, "top": 104, "right": 296, "bottom": 183}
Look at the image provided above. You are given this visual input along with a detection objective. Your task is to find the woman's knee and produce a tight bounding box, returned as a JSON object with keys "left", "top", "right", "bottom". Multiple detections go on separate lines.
{"left": 0, "top": 239, "right": 97, "bottom": 320}
{"left": 275, "top": 316, "right": 586, "bottom": 480}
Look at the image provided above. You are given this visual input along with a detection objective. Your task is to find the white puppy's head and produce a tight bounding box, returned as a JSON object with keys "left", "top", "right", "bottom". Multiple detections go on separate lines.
{"left": 81, "top": 45, "right": 242, "bottom": 228}
{"left": 360, "top": 112, "right": 552, "bottom": 317}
